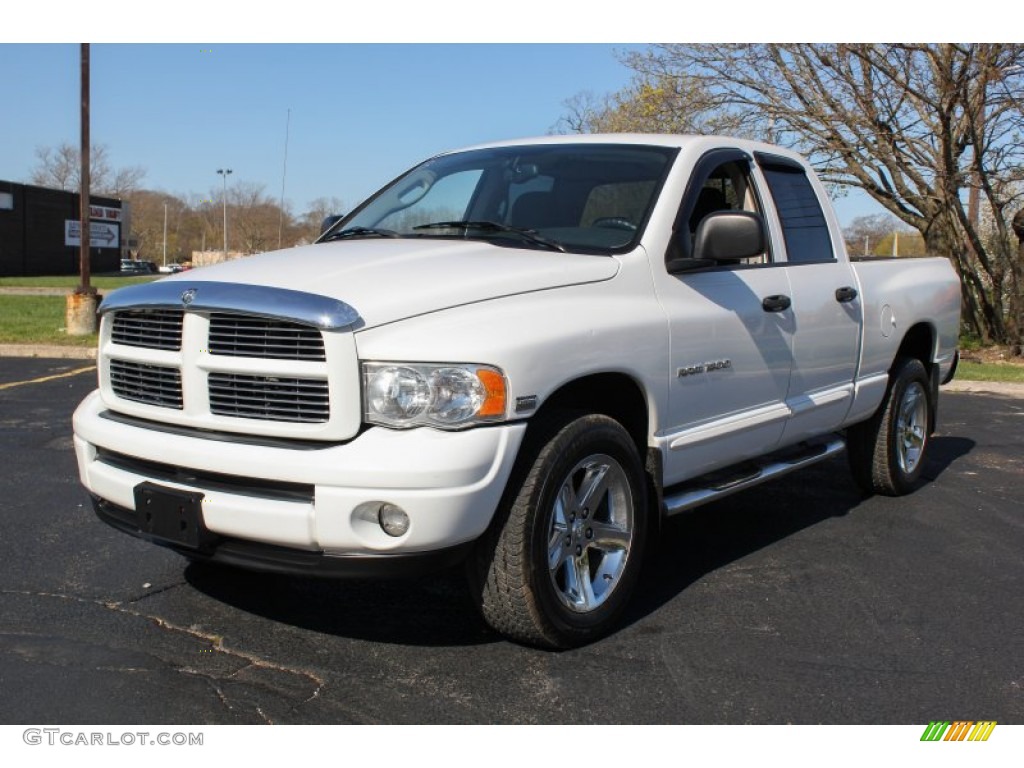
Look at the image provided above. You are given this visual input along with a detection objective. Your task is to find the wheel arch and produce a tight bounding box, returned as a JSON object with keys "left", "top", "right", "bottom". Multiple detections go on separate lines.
{"left": 529, "top": 372, "right": 650, "bottom": 456}
{"left": 893, "top": 322, "right": 939, "bottom": 432}
{"left": 524, "top": 371, "right": 664, "bottom": 527}
{"left": 894, "top": 321, "right": 937, "bottom": 373}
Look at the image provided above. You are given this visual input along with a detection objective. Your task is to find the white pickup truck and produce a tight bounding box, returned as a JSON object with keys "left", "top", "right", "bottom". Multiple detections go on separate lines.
{"left": 73, "top": 135, "right": 961, "bottom": 648}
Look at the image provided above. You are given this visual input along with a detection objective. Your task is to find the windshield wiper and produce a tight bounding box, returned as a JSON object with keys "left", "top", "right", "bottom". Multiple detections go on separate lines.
{"left": 320, "top": 226, "right": 401, "bottom": 242}
{"left": 413, "top": 220, "right": 567, "bottom": 252}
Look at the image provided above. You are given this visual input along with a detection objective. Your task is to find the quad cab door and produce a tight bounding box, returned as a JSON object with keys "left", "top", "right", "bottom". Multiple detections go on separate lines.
{"left": 653, "top": 148, "right": 795, "bottom": 485}
{"left": 753, "top": 152, "right": 861, "bottom": 444}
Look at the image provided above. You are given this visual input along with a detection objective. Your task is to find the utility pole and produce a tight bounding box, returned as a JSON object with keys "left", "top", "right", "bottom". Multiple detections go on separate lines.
{"left": 162, "top": 201, "right": 168, "bottom": 268}
{"left": 217, "top": 168, "right": 232, "bottom": 258}
{"left": 67, "top": 42, "right": 98, "bottom": 336}
{"left": 278, "top": 108, "right": 290, "bottom": 250}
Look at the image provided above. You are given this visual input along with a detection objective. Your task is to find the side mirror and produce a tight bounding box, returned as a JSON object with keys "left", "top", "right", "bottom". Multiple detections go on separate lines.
{"left": 692, "top": 211, "right": 765, "bottom": 263}
{"left": 320, "top": 214, "right": 346, "bottom": 235}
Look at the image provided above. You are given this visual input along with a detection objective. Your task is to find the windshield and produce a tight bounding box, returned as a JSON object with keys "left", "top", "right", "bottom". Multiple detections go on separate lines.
{"left": 320, "top": 143, "right": 678, "bottom": 254}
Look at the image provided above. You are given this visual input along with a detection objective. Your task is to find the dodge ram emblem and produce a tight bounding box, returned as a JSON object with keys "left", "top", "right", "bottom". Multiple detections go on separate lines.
{"left": 181, "top": 288, "right": 197, "bottom": 306}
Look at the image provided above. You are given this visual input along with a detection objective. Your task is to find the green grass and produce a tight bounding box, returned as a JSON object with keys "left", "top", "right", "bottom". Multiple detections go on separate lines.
{"left": 0, "top": 275, "right": 159, "bottom": 290}
{"left": 0, "top": 296, "right": 98, "bottom": 346}
{"left": 955, "top": 361, "right": 1024, "bottom": 383}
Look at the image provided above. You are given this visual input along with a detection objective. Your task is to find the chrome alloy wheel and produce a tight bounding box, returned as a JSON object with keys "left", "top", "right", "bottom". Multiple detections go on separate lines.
{"left": 546, "top": 453, "right": 635, "bottom": 613}
{"left": 896, "top": 380, "right": 928, "bottom": 474}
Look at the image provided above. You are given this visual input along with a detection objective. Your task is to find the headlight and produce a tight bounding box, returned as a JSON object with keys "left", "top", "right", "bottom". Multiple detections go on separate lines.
{"left": 363, "top": 362, "right": 507, "bottom": 429}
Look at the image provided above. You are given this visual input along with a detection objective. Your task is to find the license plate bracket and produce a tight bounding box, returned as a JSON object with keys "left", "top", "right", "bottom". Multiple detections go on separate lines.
{"left": 133, "top": 482, "right": 214, "bottom": 550}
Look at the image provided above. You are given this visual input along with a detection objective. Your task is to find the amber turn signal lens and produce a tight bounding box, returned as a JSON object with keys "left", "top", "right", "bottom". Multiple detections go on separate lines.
{"left": 476, "top": 369, "right": 507, "bottom": 417}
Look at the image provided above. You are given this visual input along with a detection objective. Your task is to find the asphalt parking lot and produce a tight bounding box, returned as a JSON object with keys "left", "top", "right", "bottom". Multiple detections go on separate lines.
{"left": 0, "top": 358, "right": 1021, "bottom": 724}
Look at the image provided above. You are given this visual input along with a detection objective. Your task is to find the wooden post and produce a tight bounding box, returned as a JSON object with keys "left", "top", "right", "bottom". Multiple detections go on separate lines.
{"left": 67, "top": 42, "right": 99, "bottom": 336}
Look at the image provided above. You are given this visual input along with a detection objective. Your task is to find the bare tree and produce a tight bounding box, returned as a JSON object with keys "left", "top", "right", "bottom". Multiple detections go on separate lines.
{"left": 228, "top": 182, "right": 281, "bottom": 254}
{"left": 563, "top": 44, "right": 1024, "bottom": 346}
{"left": 300, "top": 196, "right": 348, "bottom": 242}
{"left": 31, "top": 142, "right": 145, "bottom": 198}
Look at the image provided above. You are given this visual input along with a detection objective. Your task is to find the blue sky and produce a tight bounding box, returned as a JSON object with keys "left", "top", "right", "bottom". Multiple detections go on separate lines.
{"left": 0, "top": 44, "right": 652, "bottom": 216}
{"left": 3, "top": 31, "right": 938, "bottom": 225}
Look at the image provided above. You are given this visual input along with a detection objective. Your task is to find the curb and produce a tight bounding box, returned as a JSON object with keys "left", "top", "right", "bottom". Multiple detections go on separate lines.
{"left": 0, "top": 344, "right": 97, "bottom": 360}
{"left": 0, "top": 287, "right": 78, "bottom": 296}
{"left": 942, "top": 379, "right": 1024, "bottom": 397}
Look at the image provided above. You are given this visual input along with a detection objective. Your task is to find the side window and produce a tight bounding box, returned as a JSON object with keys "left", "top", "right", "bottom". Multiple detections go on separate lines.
{"left": 684, "top": 160, "right": 768, "bottom": 266}
{"left": 759, "top": 164, "right": 835, "bottom": 264}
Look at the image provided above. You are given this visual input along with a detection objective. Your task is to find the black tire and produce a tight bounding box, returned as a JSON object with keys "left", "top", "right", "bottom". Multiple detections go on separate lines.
{"left": 468, "top": 414, "right": 648, "bottom": 649}
{"left": 847, "top": 357, "right": 932, "bottom": 496}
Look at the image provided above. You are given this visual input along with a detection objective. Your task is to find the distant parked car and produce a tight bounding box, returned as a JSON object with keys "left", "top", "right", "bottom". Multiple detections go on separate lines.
{"left": 158, "top": 264, "right": 185, "bottom": 274}
{"left": 120, "top": 259, "right": 159, "bottom": 275}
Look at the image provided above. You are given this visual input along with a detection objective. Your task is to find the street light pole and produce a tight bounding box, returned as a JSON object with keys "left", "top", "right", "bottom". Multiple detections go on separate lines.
{"left": 217, "top": 168, "right": 232, "bottom": 258}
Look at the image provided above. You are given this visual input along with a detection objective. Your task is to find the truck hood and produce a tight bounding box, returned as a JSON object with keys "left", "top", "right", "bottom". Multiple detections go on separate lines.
{"left": 159, "top": 239, "right": 620, "bottom": 329}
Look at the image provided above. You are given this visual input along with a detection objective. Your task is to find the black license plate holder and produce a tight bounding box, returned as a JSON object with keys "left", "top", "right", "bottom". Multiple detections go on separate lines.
{"left": 133, "top": 482, "right": 213, "bottom": 550}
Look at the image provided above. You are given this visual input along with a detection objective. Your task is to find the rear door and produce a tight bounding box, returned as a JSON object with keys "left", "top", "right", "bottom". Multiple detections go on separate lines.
{"left": 754, "top": 152, "right": 862, "bottom": 443}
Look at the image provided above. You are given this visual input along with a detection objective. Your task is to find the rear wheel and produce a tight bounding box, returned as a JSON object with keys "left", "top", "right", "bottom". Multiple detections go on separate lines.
{"left": 847, "top": 357, "right": 932, "bottom": 496}
{"left": 469, "top": 414, "right": 647, "bottom": 649}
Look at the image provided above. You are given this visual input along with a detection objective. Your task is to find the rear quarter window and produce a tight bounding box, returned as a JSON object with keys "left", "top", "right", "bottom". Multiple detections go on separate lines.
{"left": 760, "top": 164, "right": 835, "bottom": 264}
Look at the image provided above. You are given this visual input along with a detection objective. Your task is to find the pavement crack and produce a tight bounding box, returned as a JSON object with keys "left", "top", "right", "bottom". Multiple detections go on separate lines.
{"left": 1, "top": 588, "right": 325, "bottom": 695}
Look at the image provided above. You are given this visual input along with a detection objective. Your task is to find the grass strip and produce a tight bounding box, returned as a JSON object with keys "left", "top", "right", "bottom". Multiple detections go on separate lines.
{"left": 0, "top": 295, "right": 98, "bottom": 346}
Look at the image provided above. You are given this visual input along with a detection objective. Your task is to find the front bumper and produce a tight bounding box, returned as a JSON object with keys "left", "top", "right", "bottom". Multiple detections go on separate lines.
{"left": 73, "top": 390, "right": 526, "bottom": 571}
{"left": 91, "top": 495, "right": 475, "bottom": 577}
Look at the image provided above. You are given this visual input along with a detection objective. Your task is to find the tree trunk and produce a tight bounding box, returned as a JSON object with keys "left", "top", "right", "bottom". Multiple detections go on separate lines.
{"left": 1011, "top": 210, "right": 1024, "bottom": 354}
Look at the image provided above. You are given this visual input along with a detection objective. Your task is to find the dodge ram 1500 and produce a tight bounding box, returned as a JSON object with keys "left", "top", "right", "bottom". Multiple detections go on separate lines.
{"left": 73, "top": 135, "right": 961, "bottom": 648}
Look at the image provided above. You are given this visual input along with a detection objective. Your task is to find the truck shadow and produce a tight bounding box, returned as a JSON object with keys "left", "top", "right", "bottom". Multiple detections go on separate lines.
{"left": 622, "top": 435, "right": 975, "bottom": 633}
{"left": 183, "top": 435, "right": 974, "bottom": 649}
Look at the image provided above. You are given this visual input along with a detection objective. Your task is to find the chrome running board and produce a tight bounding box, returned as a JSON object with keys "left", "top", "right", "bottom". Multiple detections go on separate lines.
{"left": 662, "top": 435, "right": 846, "bottom": 516}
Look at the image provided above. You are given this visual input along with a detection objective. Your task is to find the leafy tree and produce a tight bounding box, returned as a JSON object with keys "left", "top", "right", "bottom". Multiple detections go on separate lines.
{"left": 875, "top": 231, "right": 927, "bottom": 257}
{"left": 843, "top": 214, "right": 903, "bottom": 257}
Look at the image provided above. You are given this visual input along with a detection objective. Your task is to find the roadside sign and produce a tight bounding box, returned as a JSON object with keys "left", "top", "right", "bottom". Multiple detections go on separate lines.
{"left": 65, "top": 220, "right": 120, "bottom": 248}
{"left": 89, "top": 204, "right": 122, "bottom": 222}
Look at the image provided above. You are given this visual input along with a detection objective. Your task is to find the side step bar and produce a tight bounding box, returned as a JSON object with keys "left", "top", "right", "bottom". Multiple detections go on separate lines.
{"left": 662, "top": 435, "right": 846, "bottom": 516}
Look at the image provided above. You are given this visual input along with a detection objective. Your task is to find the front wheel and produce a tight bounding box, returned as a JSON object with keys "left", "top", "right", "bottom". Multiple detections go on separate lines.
{"left": 847, "top": 356, "right": 932, "bottom": 496}
{"left": 469, "top": 414, "right": 648, "bottom": 649}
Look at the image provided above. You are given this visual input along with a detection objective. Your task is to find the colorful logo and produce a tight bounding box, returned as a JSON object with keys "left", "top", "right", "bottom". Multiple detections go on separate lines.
{"left": 920, "top": 721, "right": 997, "bottom": 742}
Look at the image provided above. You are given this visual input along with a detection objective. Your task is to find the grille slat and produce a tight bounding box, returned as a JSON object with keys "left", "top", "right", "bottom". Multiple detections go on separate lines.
{"left": 107, "top": 309, "right": 335, "bottom": 426}
{"left": 208, "top": 373, "right": 329, "bottom": 423}
{"left": 111, "top": 310, "right": 183, "bottom": 350}
{"left": 208, "top": 313, "right": 325, "bottom": 361}
{"left": 109, "top": 360, "right": 183, "bottom": 409}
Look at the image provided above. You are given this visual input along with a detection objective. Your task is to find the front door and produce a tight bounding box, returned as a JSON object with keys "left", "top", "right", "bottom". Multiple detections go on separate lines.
{"left": 654, "top": 149, "right": 794, "bottom": 485}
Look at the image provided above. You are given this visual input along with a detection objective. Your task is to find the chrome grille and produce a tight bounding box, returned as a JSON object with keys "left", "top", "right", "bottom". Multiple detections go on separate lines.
{"left": 109, "top": 359, "right": 183, "bottom": 409}
{"left": 111, "top": 310, "right": 183, "bottom": 350}
{"left": 208, "top": 313, "right": 325, "bottom": 361}
{"left": 208, "top": 373, "right": 329, "bottom": 423}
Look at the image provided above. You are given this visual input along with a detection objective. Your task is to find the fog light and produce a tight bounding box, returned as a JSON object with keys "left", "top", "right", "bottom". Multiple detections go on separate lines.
{"left": 378, "top": 503, "right": 410, "bottom": 537}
